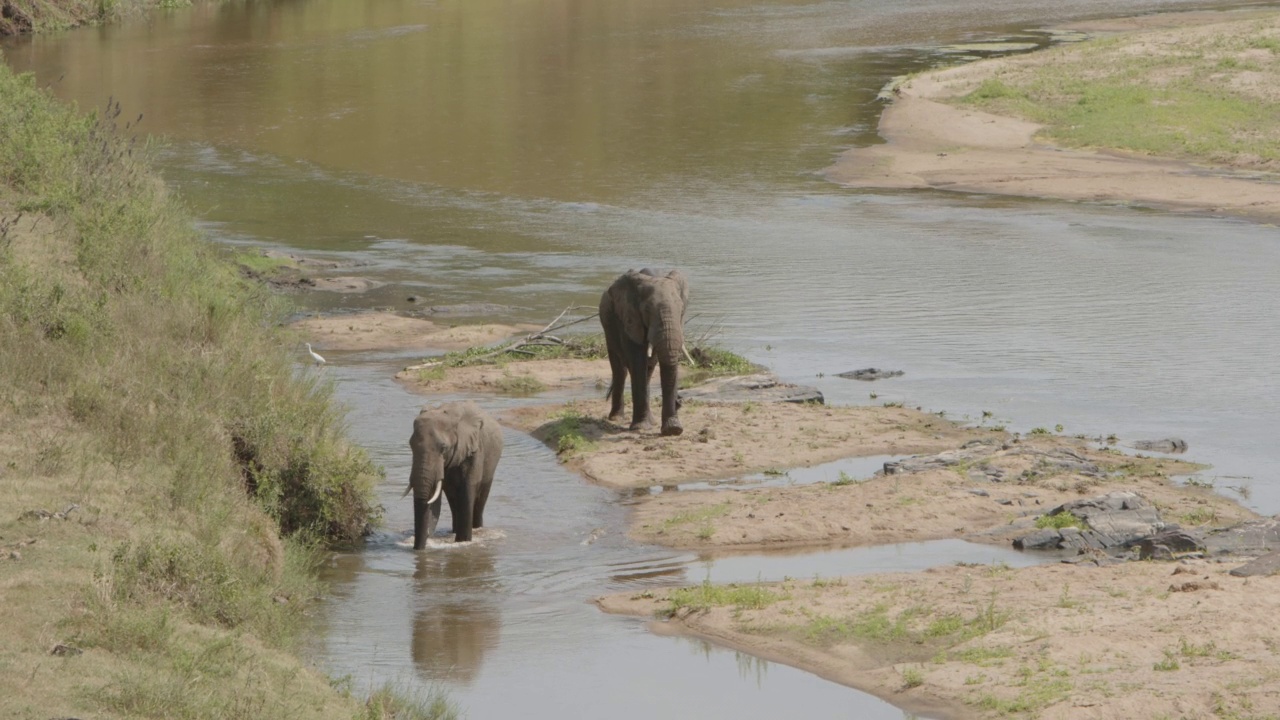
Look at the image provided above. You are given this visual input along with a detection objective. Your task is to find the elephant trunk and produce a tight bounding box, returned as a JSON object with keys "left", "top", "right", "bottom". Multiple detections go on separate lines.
{"left": 654, "top": 306, "right": 684, "bottom": 367}
{"left": 413, "top": 498, "right": 430, "bottom": 550}
{"left": 655, "top": 305, "right": 684, "bottom": 437}
{"left": 410, "top": 449, "right": 445, "bottom": 549}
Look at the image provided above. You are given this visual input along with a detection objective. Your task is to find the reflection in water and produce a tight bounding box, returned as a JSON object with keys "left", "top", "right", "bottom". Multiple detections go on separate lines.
{"left": 736, "top": 650, "right": 770, "bottom": 688}
{"left": 411, "top": 549, "right": 500, "bottom": 685}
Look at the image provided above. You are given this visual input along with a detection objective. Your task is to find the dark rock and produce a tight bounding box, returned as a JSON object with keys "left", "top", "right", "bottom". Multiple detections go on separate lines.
{"left": 837, "top": 368, "right": 905, "bottom": 381}
{"left": 1131, "top": 438, "right": 1188, "bottom": 453}
{"left": 1056, "top": 492, "right": 1162, "bottom": 545}
{"left": 1229, "top": 550, "right": 1280, "bottom": 577}
{"left": 406, "top": 295, "right": 422, "bottom": 303}
{"left": 1013, "top": 491, "right": 1167, "bottom": 553}
{"left": 679, "top": 373, "right": 824, "bottom": 405}
{"left": 1168, "top": 580, "right": 1220, "bottom": 592}
{"left": 882, "top": 445, "right": 991, "bottom": 475}
{"left": 307, "top": 276, "right": 383, "bottom": 294}
{"left": 1013, "top": 529, "right": 1062, "bottom": 550}
{"left": 1203, "top": 518, "right": 1280, "bottom": 557}
{"left": 1136, "top": 529, "right": 1205, "bottom": 560}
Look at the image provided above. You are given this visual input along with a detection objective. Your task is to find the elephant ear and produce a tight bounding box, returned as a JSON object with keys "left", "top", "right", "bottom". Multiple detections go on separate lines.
{"left": 665, "top": 269, "right": 690, "bottom": 322}
{"left": 457, "top": 415, "right": 484, "bottom": 460}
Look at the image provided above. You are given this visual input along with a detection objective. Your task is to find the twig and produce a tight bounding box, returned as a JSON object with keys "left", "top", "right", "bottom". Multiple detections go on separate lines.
{"left": 401, "top": 305, "right": 600, "bottom": 372}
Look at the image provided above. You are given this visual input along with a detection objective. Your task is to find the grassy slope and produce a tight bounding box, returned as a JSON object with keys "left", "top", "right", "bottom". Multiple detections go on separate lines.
{"left": 958, "top": 14, "right": 1280, "bottom": 169}
{"left": 0, "top": 64, "right": 449, "bottom": 718}
{"left": 0, "top": 0, "right": 190, "bottom": 35}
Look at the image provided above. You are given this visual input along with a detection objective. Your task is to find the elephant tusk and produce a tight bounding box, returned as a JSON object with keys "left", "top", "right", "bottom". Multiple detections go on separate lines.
{"left": 403, "top": 480, "right": 444, "bottom": 504}
{"left": 682, "top": 344, "right": 696, "bottom": 366}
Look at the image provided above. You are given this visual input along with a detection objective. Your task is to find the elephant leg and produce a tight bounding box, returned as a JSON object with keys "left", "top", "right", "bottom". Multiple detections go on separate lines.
{"left": 473, "top": 432, "right": 502, "bottom": 530}
{"left": 413, "top": 495, "right": 443, "bottom": 550}
{"left": 472, "top": 479, "right": 491, "bottom": 529}
{"left": 601, "top": 307, "right": 628, "bottom": 422}
{"left": 658, "top": 360, "right": 683, "bottom": 436}
{"left": 445, "top": 472, "right": 476, "bottom": 543}
{"left": 625, "top": 338, "right": 653, "bottom": 430}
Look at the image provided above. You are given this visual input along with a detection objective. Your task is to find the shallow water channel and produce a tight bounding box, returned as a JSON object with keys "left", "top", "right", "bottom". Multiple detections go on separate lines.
{"left": 323, "top": 359, "right": 1044, "bottom": 718}
{"left": 6, "top": 0, "right": 1280, "bottom": 715}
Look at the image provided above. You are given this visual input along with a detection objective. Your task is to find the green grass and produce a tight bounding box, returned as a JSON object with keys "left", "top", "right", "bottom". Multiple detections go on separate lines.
{"left": 1034, "top": 511, "right": 1087, "bottom": 530}
{"left": 493, "top": 373, "right": 546, "bottom": 396}
{"left": 665, "top": 580, "right": 785, "bottom": 616}
{"left": 959, "top": 20, "right": 1280, "bottom": 168}
{"left": 680, "top": 345, "right": 760, "bottom": 388}
{"left": 0, "top": 62, "right": 392, "bottom": 718}
{"left": 802, "top": 595, "right": 1008, "bottom": 649}
{"left": 234, "top": 250, "right": 298, "bottom": 277}
{"left": 663, "top": 502, "right": 731, "bottom": 529}
{"left": 829, "top": 470, "right": 861, "bottom": 487}
{"left": 544, "top": 409, "right": 597, "bottom": 456}
{"left": 0, "top": 0, "right": 205, "bottom": 35}
{"left": 939, "top": 645, "right": 1015, "bottom": 665}
{"left": 357, "top": 683, "right": 459, "bottom": 720}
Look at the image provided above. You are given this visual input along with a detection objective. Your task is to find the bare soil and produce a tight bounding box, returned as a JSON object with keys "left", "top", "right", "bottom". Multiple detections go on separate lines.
{"left": 290, "top": 311, "right": 540, "bottom": 352}
{"left": 827, "top": 9, "right": 1280, "bottom": 224}
{"left": 397, "top": 357, "right": 612, "bottom": 394}
{"left": 500, "top": 398, "right": 991, "bottom": 490}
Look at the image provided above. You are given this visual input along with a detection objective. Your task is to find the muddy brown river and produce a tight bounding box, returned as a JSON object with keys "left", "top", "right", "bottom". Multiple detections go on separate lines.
{"left": 6, "top": 0, "right": 1279, "bottom": 716}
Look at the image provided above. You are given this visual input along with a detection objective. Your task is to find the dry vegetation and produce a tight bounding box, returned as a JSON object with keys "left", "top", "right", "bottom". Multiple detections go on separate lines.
{"left": 0, "top": 64, "right": 451, "bottom": 718}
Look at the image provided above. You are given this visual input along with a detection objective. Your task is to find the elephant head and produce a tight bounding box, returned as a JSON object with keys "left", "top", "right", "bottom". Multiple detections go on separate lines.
{"left": 599, "top": 268, "right": 690, "bottom": 436}
{"left": 407, "top": 402, "right": 503, "bottom": 549}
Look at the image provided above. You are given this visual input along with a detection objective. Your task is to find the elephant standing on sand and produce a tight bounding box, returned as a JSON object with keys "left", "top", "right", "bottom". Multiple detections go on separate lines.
{"left": 599, "top": 268, "right": 689, "bottom": 437}
{"left": 407, "top": 401, "right": 503, "bottom": 549}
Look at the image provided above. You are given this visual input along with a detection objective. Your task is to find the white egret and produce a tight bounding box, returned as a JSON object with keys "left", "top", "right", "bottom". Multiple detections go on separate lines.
{"left": 305, "top": 342, "right": 326, "bottom": 366}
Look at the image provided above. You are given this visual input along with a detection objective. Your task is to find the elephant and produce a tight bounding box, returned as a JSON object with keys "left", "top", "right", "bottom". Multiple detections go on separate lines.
{"left": 407, "top": 401, "right": 503, "bottom": 548}
{"left": 598, "top": 268, "right": 689, "bottom": 436}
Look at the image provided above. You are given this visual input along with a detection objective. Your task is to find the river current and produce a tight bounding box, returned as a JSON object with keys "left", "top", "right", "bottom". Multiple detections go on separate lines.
{"left": 5, "top": 0, "right": 1278, "bottom": 716}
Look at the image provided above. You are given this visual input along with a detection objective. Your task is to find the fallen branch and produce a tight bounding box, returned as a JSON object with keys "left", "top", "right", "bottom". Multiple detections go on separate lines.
{"left": 403, "top": 305, "right": 600, "bottom": 372}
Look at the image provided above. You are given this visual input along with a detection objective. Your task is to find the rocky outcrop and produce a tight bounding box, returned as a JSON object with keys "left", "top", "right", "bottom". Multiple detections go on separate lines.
{"left": 837, "top": 368, "right": 905, "bottom": 381}
{"left": 678, "top": 373, "right": 824, "bottom": 405}
{"left": 1012, "top": 491, "right": 1280, "bottom": 569}
{"left": 1014, "top": 492, "right": 1165, "bottom": 551}
{"left": 1131, "top": 437, "right": 1189, "bottom": 453}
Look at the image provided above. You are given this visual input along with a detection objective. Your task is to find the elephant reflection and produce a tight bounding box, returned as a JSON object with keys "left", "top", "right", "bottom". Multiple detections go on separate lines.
{"left": 411, "top": 548, "right": 501, "bottom": 684}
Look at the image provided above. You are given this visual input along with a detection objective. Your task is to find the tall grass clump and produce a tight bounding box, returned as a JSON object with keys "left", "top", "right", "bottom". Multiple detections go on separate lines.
{"left": 0, "top": 63, "right": 386, "bottom": 717}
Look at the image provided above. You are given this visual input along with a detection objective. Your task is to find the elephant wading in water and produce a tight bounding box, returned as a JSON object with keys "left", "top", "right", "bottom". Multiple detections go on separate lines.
{"left": 599, "top": 268, "right": 689, "bottom": 436}
{"left": 407, "top": 401, "right": 503, "bottom": 549}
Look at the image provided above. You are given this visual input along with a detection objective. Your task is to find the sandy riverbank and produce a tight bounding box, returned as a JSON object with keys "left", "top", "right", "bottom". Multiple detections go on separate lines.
{"left": 599, "top": 557, "right": 1280, "bottom": 719}
{"left": 828, "top": 8, "right": 1280, "bottom": 224}
{"left": 393, "top": 319, "right": 1277, "bottom": 717}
